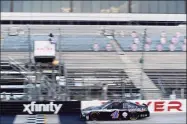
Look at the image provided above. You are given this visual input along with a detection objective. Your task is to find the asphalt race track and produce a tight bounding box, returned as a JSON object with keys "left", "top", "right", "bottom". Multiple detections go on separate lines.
{"left": 0, "top": 112, "right": 186, "bottom": 124}
{"left": 1, "top": 114, "right": 86, "bottom": 124}
{"left": 86, "top": 113, "right": 186, "bottom": 124}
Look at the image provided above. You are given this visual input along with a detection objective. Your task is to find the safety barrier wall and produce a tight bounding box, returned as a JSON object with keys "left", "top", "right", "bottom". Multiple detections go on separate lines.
{"left": 1, "top": 100, "right": 185, "bottom": 115}
{"left": 0, "top": 101, "right": 80, "bottom": 115}
{"left": 81, "top": 99, "right": 186, "bottom": 113}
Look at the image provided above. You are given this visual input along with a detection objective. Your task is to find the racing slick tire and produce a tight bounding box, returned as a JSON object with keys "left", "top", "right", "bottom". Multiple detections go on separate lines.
{"left": 90, "top": 112, "right": 99, "bottom": 121}
{"left": 129, "top": 112, "right": 139, "bottom": 120}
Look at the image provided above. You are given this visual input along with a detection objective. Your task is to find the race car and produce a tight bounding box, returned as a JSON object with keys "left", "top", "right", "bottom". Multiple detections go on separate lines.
{"left": 80, "top": 100, "right": 150, "bottom": 121}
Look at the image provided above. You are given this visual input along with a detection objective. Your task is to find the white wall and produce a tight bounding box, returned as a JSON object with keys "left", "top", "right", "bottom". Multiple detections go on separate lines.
{"left": 1, "top": 12, "right": 186, "bottom": 21}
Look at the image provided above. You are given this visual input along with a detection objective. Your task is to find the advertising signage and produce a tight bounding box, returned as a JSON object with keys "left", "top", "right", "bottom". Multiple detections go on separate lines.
{"left": 34, "top": 41, "right": 56, "bottom": 57}
{"left": 0, "top": 101, "right": 80, "bottom": 115}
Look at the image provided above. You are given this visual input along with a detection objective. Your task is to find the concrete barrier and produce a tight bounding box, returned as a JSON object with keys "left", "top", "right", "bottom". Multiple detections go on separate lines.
{"left": 1, "top": 101, "right": 80, "bottom": 115}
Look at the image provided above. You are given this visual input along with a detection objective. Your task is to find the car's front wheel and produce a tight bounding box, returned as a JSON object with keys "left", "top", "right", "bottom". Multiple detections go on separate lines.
{"left": 90, "top": 112, "right": 98, "bottom": 121}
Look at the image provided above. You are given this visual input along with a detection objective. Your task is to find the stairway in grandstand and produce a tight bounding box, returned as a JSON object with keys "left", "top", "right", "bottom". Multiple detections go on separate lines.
{"left": 110, "top": 39, "right": 162, "bottom": 99}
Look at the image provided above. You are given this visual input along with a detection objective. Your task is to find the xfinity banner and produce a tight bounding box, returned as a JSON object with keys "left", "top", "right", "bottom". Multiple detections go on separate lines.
{"left": 0, "top": 101, "right": 80, "bottom": 115}
{"left": 23, "top": 102, "right": 62, "bottom": 114}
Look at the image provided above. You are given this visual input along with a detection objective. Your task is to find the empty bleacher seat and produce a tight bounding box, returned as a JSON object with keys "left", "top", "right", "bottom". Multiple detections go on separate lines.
{"left": 115, "top": 35, "right": 186, "bottom": 51}
{"left": 1, "top": 35, "right": 112, "bottom": 52}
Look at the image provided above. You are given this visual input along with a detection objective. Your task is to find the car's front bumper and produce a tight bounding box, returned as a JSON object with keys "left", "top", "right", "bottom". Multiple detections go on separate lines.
{"left": 139, "top": 111, "right": 150, "bottom": 118}
{"left": 80, "top": 112, "right": 89, "bottom": 120}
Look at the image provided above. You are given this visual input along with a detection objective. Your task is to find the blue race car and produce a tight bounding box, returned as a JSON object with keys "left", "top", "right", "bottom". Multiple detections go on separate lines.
{"left": 80, "top": 100, "right": 150, "bottom": 121}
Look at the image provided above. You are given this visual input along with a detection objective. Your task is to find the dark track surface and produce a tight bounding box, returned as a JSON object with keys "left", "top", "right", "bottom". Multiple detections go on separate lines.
{"left": 86, "top": 112, "right": 186, "bottom": 124}
{"left": 0, "top": 112, "right": 186, "bottom": 124}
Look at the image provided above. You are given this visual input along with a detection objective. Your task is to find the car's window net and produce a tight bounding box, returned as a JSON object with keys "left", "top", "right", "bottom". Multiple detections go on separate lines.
{"left": 123, "top": 103, "right": 129, "bottom": 109}
{"left": 127, "top": 103, "right": 137, "bottom": 109}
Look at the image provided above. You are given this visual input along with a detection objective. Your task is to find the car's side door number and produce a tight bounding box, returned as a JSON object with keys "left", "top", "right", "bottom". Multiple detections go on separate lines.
{"left": 111, "top": 110, "right": 119, "bottom": 119}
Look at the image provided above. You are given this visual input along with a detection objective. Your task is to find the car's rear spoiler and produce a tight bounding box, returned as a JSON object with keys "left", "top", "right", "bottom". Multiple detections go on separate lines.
{"left": 142, "top": 103, "right": 148, "bottom": 107}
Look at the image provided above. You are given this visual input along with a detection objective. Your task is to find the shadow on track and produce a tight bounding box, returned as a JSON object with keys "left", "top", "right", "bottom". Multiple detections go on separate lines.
{"left": 0, "top": 115, "right": 16, "bottom": 124}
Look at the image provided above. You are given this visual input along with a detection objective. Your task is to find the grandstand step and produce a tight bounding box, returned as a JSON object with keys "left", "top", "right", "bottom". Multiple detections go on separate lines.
{"left": 61, "top": 52, "right": 124, "bottom": 69}
{"left": 142, "top": 89, "right": 162, "bottom": 100}
{"left": 1, "top": 88, "right": 24, "bottom": 93}
{"left": 0, "top": 81, "right": 25, "bottom": 85}
{"left": 0, "top": 65, "right": 14, "bottom": 70}
{"left": 0, "top": 61, "right": 9, "bottom": 64}
{"left": 0, "top": 71, "right": 59, "bottom": 75}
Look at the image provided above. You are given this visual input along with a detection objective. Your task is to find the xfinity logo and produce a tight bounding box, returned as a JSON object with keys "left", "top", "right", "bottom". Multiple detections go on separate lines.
{"left": 23, "top": 102, "right": 63, "bottom": 114}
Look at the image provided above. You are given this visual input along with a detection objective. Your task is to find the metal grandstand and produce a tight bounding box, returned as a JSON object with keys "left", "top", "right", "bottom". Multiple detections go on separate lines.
{"left": 0, "top": 25, "right": 186, "bottom": 101}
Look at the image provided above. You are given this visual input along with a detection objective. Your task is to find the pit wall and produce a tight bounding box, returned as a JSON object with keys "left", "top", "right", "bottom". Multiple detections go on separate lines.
{"left": 81, "top": 99, "right": 186, "bottom": 113}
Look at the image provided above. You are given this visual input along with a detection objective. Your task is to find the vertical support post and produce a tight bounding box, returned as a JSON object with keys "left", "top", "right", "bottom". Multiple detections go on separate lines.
{"left": 122, "top": 73, "right": 126, "bottom": 100}
{"left": 57, "top": 28, "right": 62, "bottom": 99}
{"left": 140, "top": 29, "right": 146, "bottom": 100}
{"left": 59, "top": 28, "right": 69, "bottom": 101}
{"left": 128, "top": 0, "right": 132, "bottom": 13}
{"left": 63, "top": 63, "right": 69, "bottom": 100}
{"left": 70, "top": 0, "right": 73, "bottom": 12}
{"left": 181, "top": 88, "right": 184, "bottom": 99}
{"left": 28, "top": 27, "right": 31, "bottom": 64}
{"left": 52, "top": 65, "right": 56, "bottom": 99}
{"left": 103, "top": 84, "right": 108, "bottom": 100}
{"left": 10, "top": 0, "right": 14, "bottom": 12}
{"left": 58, "top": 28, "right": 62, "bottom": 76}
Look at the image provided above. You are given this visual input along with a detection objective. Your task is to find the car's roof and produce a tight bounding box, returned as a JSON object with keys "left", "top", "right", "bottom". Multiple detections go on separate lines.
{"left": 109, "top": 99, "right": 128, "bottom": 103}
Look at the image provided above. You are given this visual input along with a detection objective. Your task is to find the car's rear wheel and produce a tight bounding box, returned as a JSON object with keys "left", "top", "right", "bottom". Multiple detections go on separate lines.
{"left": 129, "top": 113, "right": 139, "bottom": 120}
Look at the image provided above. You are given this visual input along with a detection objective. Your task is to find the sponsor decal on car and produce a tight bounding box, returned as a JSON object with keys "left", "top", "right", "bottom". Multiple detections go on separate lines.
{"left": 122, "top": 112, "right": 128, "bottom": 118}
{"left": 128, "top": 108, "right": 147, "bottom": 112}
